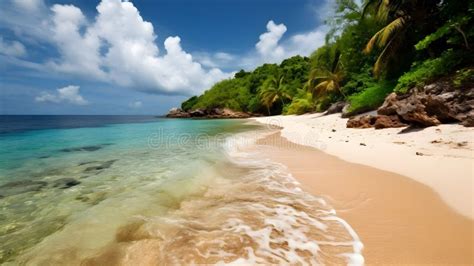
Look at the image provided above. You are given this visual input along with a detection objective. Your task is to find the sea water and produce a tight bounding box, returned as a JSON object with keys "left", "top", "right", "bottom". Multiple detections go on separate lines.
{"left": 0, "top": 116, "right": 363, "bottom": 265}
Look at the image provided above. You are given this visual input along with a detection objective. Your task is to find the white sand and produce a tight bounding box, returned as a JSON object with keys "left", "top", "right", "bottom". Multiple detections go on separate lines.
{"left": 254, "top": 113, "right": 474, "bottom": 219}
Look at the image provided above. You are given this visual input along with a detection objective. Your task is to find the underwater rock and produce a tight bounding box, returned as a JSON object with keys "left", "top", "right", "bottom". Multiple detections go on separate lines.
{"left": 84, "top": 160, "right": 117, "bottom": 172}
{"left": 60, "top": 144, "right": 112, "bottom": 153}
{"left": 0, "top": 180, "right": 48, "bottom": 197}
{"left": 52, "top": 178, "right": 81, "bottom": 189}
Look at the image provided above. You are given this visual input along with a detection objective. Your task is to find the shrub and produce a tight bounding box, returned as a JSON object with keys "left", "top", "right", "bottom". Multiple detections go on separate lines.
{"left": 284, "top": 92, "right": 315, "bottom": 115}
{"left": 348, "top": 81, "right": 394, "bottom": 114}
{"left": 394, "top": 49, "right": 465, "bottom": 94}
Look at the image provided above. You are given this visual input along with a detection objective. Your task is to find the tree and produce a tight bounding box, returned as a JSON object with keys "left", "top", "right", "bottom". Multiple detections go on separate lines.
{"left": 306, "top": 51, "right": 346, "bottom": 99}
{"left": 258, "top": 74, "right": 292, "bottom": 115}
{"left": 362, "top": 0, "right": 440, "bottom": 76}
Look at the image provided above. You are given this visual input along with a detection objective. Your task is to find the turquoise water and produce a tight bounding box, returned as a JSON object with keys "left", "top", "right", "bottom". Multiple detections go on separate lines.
{"left": 0, "top": 117, "right": 362, "bottom": 265}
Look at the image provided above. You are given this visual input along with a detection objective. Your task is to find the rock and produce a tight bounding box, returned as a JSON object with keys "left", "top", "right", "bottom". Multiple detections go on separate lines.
{"left": 166, "top": 108, "right": 190, "bottom": 118}
{"left": 0, "top": 180, "right": 48, "bottom": 197}
{"left": 341, "top": 104, "right": 352, "bottom": 118}
{"left": 84, "top": 160, "right": 117, "bottom": 172}
{"left": 360, "top": 143, "right": 366, "bottom": 146}
{"left": 331, "top": 129, "right": 336, "bottom": 132}
{"left": 60, "top": 144, "right": 111, "bottom": 153}
{"left": 189, "top": 108, "right": 207, "bottom": 117}
{"left": 377, "top": 93, "right": 399, "bottom": 116}
{"left": 373, "top": 115, "right": 407, "bottom": 129}
{"left": 52, "top": 178, "right": 81, "bottom": 189}
{"left": 205, "top": 108, "right": 251, "bottom": 119}
{"left": 347, "top": 114, "right": 406, "bottom": 129}
{"left": 346, "top": 115, "right": 376, "bottom": 128}
{"left": 375, "top": 79, "right": 474, "bottom": 128}
{"left": 325, "top": 101, "right": 346, "bottom": 115}
{"left": 416, "top": 152, "right": 424, "bottom": 156}
{"left": 461, "top": 111, "right": 474, "bottom": 127}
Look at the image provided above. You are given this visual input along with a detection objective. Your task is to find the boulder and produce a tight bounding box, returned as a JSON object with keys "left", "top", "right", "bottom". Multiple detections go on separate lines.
{"left": 166, "top": 108, "right": 190, "bottom": 118}
{"left": 347, "top": 114, "right": 406, "bottom": 129}
{"left": 325, "top": 101, "right": 346, "bottom": 115}
{"left": 346, "top": 115, "right": 376, "bottom": 128}
{"left": 373, "top": 115, "right": 406, "bottom": 129}
{"left": 375, "top": 79, "right": 473, "bottom": 128}
{"left": 189, "top": 109, "right": 207, "bottom": 117}
{"left": 377, "top": 93, "right": 399, "bottom": 116}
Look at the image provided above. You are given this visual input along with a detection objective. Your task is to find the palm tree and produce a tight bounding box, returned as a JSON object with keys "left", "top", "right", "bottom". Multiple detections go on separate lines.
{"left": 306, "top": 52, "right": 345, "bottom": 99}
{"left": 259, "top": 74, "right": 292, "bottom": 115}
{"left": 362, "top": 0, "right": 439, "bottom": 75}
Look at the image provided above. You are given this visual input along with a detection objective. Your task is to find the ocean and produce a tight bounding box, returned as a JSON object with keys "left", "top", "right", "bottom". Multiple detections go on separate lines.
{"left": 0, "top": 116, "right": 362, "bottom": 265}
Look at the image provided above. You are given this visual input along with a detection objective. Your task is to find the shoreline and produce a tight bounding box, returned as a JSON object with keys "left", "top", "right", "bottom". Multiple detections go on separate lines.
{"left": 253, "top": 131, "right": 473, "bottom": 264}
{"left": 253, "top": 113, "right": 474, "bottom": 219}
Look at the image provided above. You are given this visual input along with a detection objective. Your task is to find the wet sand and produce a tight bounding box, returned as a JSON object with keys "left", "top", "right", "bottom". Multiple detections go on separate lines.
{"left": 256, "top": 132, "right": 473, "bottom": 264}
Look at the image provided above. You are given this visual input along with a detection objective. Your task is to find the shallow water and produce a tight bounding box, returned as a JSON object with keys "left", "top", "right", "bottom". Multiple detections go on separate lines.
{"left": 0, "top": 116, "right": 362, "bottom": 265}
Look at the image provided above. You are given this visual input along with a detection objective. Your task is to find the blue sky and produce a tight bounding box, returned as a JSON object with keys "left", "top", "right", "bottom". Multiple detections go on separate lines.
{"left": 0, "top": 0, "right": 333, "bottom": 115}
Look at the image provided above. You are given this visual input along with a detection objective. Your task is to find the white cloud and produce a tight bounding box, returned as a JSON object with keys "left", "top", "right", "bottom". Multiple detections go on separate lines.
{"left": 129, "top": 101, "right": 143, "bottom": 108}
{"left": 0, "top": 36, "right": 27, "bottom": 57}
{"left": 35, "top": 85, "right": 88, "bottom": 105}
{"left": 43, "top": 0, "right": 231, "bottom": 95}
{"left": 3, "top": 0, "right": 332, "bottom": 94}
{"left": 255, "top": 20, "right": 287, "bottom": 62}
{"left": 12, "top": 0, "right": 45, "bottom": 12}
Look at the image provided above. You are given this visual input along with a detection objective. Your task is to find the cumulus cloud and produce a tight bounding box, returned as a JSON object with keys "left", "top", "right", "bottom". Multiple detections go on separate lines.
{"left": 35, "top": 85, "right": 88, "bottom": 105}
{"left": 0, "top": 36, "right": 27, "bottom": 57}
{"left": 255, "top": 20, "right": 287, "bottom": 62}
{"left": 200, "top": 20, "right": 328, "bottom": 70}
{"left": 129, "top": 101, "right": 143, "bottom": 108}
{"left": 3, "top": 0, "right": 332, "bottom": 95}
{"left": 43, "top": 0, "right": 231, "bottom": 95}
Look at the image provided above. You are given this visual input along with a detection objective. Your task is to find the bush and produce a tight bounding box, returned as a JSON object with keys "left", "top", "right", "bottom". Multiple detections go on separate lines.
{"left": 284, "top": 92, "right": 315, "bottom": 115}
{"left": 395, "top": 49, "right": 465, "bottom": 94}
{"left": 348, "top": 81, "right": 394, "bottom": 114}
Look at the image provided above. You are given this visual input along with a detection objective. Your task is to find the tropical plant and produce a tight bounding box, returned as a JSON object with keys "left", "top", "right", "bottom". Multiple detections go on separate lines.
{"left": 258, "top": 74, "right": 292, "bottom": 114}
{"left": 362, "top": 0, "right": 439, "bottom": 76}
{"left": 306, "top": 51, "right": 346, "bottom": 99}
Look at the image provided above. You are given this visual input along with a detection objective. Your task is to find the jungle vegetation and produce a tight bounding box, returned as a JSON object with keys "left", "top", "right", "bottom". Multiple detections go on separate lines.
{"left": 181, "top": 0, "right": 473, "bottom": 116}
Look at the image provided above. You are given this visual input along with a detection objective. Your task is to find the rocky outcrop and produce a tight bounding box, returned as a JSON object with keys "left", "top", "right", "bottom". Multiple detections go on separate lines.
{"left": 348, "top": 78, "right": 474, "bottom": 129}
{"left": 325, "top": 101, "right": 346, "bottom": 115}
{"left": 166, "top": 107, "right": 252, "bottom": 119}
{"left": 166, "top": 108, "right": 191, "bottom": 118}
{"left": 347, "top": 115, "right": 406, "bottom": 129}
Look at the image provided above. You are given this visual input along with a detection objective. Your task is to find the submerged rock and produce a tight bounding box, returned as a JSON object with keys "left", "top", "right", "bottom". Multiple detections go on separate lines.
{"left": 83, "top": 160, "right": 117, "bottom": 172}
{"left": 60, "top": 144, "right": 108, "bottom": 153}
{"left": 0, "top": 180, "right": 48, "bottom": 197}
{"left": 52, "top": 178, "right": 81, "bottom": 189}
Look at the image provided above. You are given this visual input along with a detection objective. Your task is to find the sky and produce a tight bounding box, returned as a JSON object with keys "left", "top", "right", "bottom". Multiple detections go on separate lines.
{"left": 0, "top": 0, "right": 335, "bottom": 115}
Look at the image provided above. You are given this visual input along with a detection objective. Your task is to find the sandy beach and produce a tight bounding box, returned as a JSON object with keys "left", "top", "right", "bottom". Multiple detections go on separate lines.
{"left": 253, "top": 114, "right": 474, "bottom": 264}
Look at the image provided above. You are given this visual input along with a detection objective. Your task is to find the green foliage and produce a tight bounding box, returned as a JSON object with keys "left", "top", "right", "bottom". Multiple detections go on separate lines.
{"left": 184, "top": 56, "right": 310, "bottom": 114}
{"left": 179, "top": 0, "right": 473, "bottom": 117}
{"left": 395, "top": 50, "right": 466, "bottom": 94}
{"left": 284, "top": 92, "right": 315, "bottom": 115}
{"left": 181, "top": 96, "right": 198, "bottom": 111}
{"left": 348, "top": 81, "right": 394, "bottom": 114}
{"left": 453, "top": 68, "right": 474, "bottom": 87}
